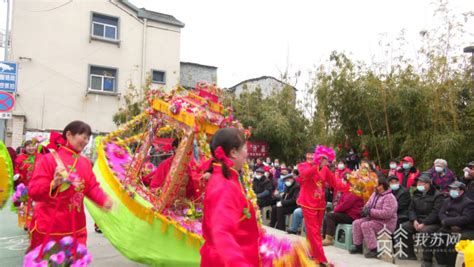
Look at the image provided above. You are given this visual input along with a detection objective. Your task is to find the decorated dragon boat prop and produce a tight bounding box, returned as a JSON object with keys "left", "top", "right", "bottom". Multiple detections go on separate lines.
{"left": 86, "top": 83, "right": 315, "bottom": 266}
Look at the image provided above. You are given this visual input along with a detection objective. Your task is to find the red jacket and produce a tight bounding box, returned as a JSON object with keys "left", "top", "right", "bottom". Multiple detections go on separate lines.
{"left": 335, "top": 168, "right": 351, "bottom": 181}
{"left": 333, "top": 192, "right": 364, "bottom": 220}
{"left": 200, "top": 164, "right": 260, "bottom": 267}
{"left": 29, "top": 146, "right": 108, "bottom": 235}
{"left": 297, "top": 163, "right": 349, "bottom": 210}
{"left": 15, "top": 153, "right": 36, "bottom": 186}
{"left": 148, "top": 155, "right": 199, "bottom": 199}
{"left": 396, "top": 168, "right": 420, "bottom": 188}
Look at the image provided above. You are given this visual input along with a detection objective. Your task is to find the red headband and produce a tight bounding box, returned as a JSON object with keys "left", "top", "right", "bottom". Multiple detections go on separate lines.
{"left": 214, "top": 146, "right": 234, "bottom": 168}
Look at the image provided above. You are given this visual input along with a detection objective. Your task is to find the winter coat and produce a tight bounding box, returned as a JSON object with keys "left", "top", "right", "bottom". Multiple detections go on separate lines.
{"left": 408, "top": 186, "right": 444, "bottom": 225}
{"left": 427, "top": 167, "right": 457, "bottom": 194}
{"left": 333, "top": 192, "right": 364, "bottom": 220}
{"left": 392, "top": 186, "right": 411, "bottom": 222}
{"left": 439, "top": 192, "right": 474, "bottom": 230}
{"left": 396, "top": 167, "right": 420, "bottom": 188}
{"left": 365, "top": 189, "right": 398, "bottom": 232}
{"left": 280, "top": 182, "right": 300, "bottom": 208}
{"left": 201, "top": 164, "right": 259, "bottom": 267}
{"left": 252, "top": 177, "right": 274, "bottom": 203}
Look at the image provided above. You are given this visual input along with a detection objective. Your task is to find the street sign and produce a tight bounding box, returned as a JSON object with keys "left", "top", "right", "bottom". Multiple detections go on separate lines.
{"left": 0, "top": 92, "right": 14, "bottom": 112}
{"left": 0, "top": 61, "right": 17, "bottom": 93}
{"left": 0, "top": 113, "right": 12, "bottom": 119}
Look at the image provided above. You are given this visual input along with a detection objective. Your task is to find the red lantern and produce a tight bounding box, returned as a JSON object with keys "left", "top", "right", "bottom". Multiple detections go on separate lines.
{"left": 357, "top": 129, "right": 363, "bottom": 136}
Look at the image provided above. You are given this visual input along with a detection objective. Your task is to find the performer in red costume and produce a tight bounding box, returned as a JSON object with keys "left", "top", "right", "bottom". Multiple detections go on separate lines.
{"left": 14, "top": 140, "right": 37, "bottom": 188}
{"left": 297, "top": 146, "right": 349, "bottom": 266}
{"left": 28, "top": 121, "right": 113, "bottom": 250}
{"left": 200, "top": 128, "right": 260, "bottom": 267}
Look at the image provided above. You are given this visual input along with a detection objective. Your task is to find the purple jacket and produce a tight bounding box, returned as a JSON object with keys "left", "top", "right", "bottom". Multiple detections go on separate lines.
{"left": 333, "top": 192, "right": 364, "bottom": 220}
{"left": 366, "top": 189, "right": 398, "bottom": 232}
{"left": 428, "top": 167, "right": 456, "bottom": 193}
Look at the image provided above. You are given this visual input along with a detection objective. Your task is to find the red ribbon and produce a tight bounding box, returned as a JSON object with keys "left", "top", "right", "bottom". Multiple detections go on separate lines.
{"left": 214, "top": 146, "right": 234, "bottom": 168}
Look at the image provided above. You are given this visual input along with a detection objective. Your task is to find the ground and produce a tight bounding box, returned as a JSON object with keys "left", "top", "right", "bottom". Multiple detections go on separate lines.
{"left": 0, "top": 204, "right": 420, "bottom": 267}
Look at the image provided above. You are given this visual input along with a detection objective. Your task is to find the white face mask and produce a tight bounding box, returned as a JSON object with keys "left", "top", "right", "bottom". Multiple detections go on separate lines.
{"left": 337, "top": 164, "right": 345, "bottom": 170}
{"left": 285, "top": 181, "right": 293, "bottom": 187}
{"left": 435, "top": 166, "right": 444, "bottom": 173}
{"left": 255, "top": 175, "right": 262, "bottom": 180}
{"left": 465, "top": 171, "right": 470, "bottom": 178}
{"left": 264, "top": 172, "right": 270, "bottom": 177}
{"left": 390, "top": 163, "right": 397, "bottom": 169}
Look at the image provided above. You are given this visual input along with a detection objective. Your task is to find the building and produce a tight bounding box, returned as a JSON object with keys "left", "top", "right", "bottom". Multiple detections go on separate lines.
{"left": 180, "top": 62, "right": 217, "bottom": 89}
{"left": 228, "top": 76, "right": 297, "bottom": 99}
{"left": 6, "top": 0, "right": 184, "bottom": 147}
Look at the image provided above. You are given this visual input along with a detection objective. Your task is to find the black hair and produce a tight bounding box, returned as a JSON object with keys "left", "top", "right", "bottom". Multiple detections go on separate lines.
{"left": 210, "top": 128, "right": 246, "bottom": 178}
{"left": 172, "top": 138, "right": 180, "bottom": 148}
{"left": 23, "top": 140, "right": 33, "bottom": 147}
{"left": 292, "top": 169, "right": 299, "bottom": 176}
{"left": 378, "top": 176, "right": 389, "bottom": 190}
{"left": 63, "top": 121, "right": 92, "bottom": 139}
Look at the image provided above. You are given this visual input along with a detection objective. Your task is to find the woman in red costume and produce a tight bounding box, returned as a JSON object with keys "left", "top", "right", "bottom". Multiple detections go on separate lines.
{"left": 14, "top": 140, "right": 38, "bottom": 229}
{"left": 297, "top": 145, "right": 349, "bottom": 266}
{"left": 28, "top": 121, "right": 113, "bottom": 250}
{"left": 200, "top": 128, "right": 260, "bottom": 267}
{"left": 14, "top": 140, "right": 37, "bottom": 188}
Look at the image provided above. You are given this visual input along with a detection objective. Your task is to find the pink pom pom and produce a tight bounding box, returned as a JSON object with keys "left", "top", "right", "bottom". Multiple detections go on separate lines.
{"left": 314, "top": 145, "right": 336, "bottom": 164}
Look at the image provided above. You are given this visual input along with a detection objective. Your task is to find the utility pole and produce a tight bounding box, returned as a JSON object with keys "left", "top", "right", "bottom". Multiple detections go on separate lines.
{"left": 1, "top": 0, "right": 11, "bottom": 142}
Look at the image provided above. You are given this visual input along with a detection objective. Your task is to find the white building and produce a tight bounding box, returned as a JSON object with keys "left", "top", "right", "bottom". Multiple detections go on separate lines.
{"left": 6, "top": 0, "right": 184, "bottom": 147}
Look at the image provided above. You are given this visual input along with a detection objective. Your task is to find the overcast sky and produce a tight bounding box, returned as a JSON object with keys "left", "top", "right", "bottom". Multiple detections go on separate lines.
{"left": 1, "top": 0, "right": 473, "bottom": 88}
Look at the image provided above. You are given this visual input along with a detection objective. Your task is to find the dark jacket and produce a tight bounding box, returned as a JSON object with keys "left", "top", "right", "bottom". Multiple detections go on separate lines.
{"left": 280, "top": 182, "right": 300, "bottom": 207}
{"left": 392, "top": 186, "right": 411, "bottom": 221}
{"left": 439, "top": 193, "right": 474, "bottom": 230}
{"left": 252, "top": 177, "right": 274, "bottom": 202}
{"left": 408, "top": 186, "right": 444, "bottom": 225}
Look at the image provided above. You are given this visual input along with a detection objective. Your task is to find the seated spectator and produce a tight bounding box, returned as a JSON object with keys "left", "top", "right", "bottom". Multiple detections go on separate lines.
{"left": 287, "top": 207, "right": 303, "bottom": 234}
{"left": 396, "top": 156, "right": 420, "bottom": 189}
{"left": 270, "top": 174, "right": 300, "bottom": 230}
{"left": 333, "top": 160, "right": 352, "bottom": 206}
{"left": 252, "top": 168, "right": 274, "bottom": 208}
{"left": 399, "top": 172, "right": 443, "bottom": 262}
{"left": 350, "top": 177, "right": 398, "bottom": 258}
{"left": 254, "top": 157, "right": 264, "bottom": 171}
{"left": 427, "top": 158, "right": 456, "bottom": 195}
{"left": 322, "top": 189, "right": 364, "bottom": 246}
{"left": 462, "top": 161, "right": 474, "bottom": 200}
{"left": 388, "top": 175, "right": 411, "bottom": 226}
{"left": 276, "top": 167, "right": 290, "bottom": 194}
{"left": 388, "top": 159, "right": 399, "bottom": 177}
{"left": 434, "top": 181, "right": 474, "bottom": 266}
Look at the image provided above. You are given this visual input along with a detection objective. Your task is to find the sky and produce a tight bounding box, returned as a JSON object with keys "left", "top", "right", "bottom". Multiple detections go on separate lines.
{"left": 1, "top": 0, "right": 473, "bottom": 89}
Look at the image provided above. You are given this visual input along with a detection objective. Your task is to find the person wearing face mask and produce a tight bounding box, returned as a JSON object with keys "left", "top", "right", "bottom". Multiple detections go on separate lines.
{"left": 252, "top": 167, "right": 274, "bottom": 208}
{"left": 344, "top": 147, "right": 360, "bottom": 171}
{"left": 350, "top": 176, "right": 398, "bottom": 258}
{"left": 434, "top": 181, "right": 474, "bottom": 266}
{"left": 388, "top": 159, "right": 399, "bottom": 177}
{"left": 269, "top": 174, "right": 300, "bottom": 231}
{"left": 331, "top": 160, "right": 352, "bottom": 206}
{"left": 396, "top": 156, "right": 420, "bottom": 189}
{"left": 427, "top": 158, "right": 456, "bottom": 195}
{"left": 321, "top": 177, "right": 363, "bottom": 246}
{"left": 399, "top": 173, "right": 443, "bottom": 263}
{"left": 462, "top": 161, "right": 474, "bottom": 200}
{"left": 388, "top": 176, "right": 411, "bottom": 226}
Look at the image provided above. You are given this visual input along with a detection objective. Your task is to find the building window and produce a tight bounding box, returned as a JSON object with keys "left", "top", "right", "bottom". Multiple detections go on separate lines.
{"left": 91, "top": 13, "right": 119, "bottom": 41}
{"left": 152, "top": 70, "right": 166, "bottom": 84}
{"left": 89, "top": 66, "right": 117, "bottom": 92}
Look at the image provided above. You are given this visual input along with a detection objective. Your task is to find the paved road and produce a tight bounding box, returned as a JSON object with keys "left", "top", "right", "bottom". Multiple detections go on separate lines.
{"left": 0, "top": 202, "right": 420, "bottom": 267}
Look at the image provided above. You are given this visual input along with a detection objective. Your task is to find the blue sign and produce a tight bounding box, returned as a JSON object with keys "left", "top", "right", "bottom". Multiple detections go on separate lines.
{"left": 0, "top": 61, "right": 17, "bottom": 93}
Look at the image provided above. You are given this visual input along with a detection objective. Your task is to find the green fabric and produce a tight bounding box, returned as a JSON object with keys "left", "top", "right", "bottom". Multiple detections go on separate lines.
{"left": 85, "top": 163, "right": 201, "bottom": 267}
{"left": 0, "top": 141, "right": 13, "bottom": 209}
